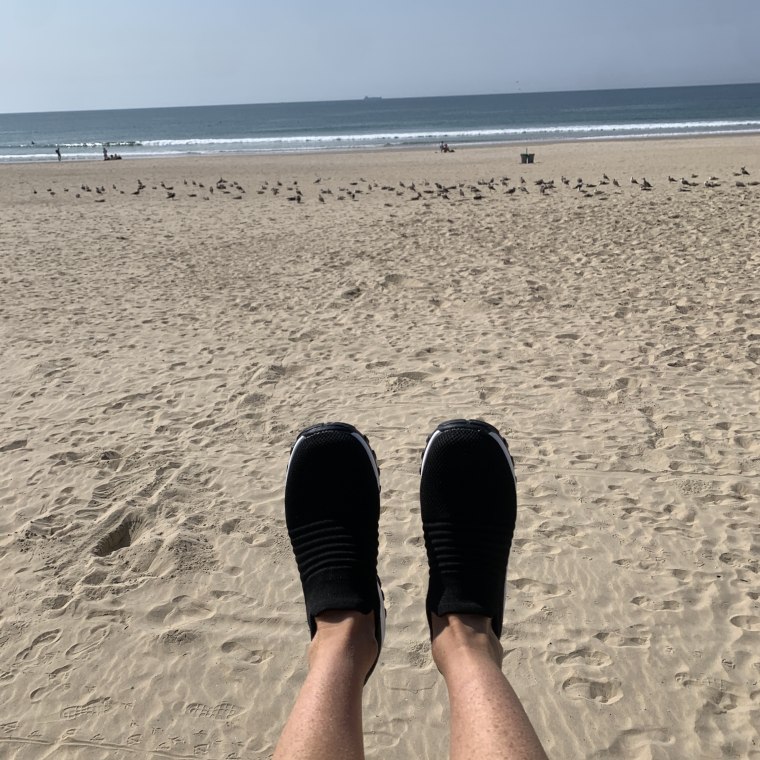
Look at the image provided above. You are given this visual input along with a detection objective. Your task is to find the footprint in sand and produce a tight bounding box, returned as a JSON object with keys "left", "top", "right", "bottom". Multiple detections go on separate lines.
{"left": 561, "top": 676, "right": 623, "bottom": 704}
{"left": 613, "top": 558, "right": 664, "bottom": 572}
{"left": 675, "top": 672, "right": 739, "bottom": 713}
{"left": 535, "top": 523, "right": 577, "bottom": 540}
{"left": 185, "top": 702, "right": 239, "bottom": 720}
{"left": 60, "top": 696, "right": 113, "bottom": 720}
{"left": 65, "top": 625, "right": 110, "bottom": 659}
{"left": 631, "top": 595, "right": 681, "bottom": 612}
{"left": 220, "top": 518, "right": 241, "bottom": 534}
{"left": 221, "top": 640, "right": 273, "bottom": 664}
{"left": 512, "top": 538, "right": 560, "bottom": 556}
{"left": 80, "top": 569, "right": 109, "bottom": 586}
{"left": 530, "top": 485, "right": 558, "bottom": 498}
{"left": 49, "top": 664, "right": 72, "bottom": 679}
{"left": 97, "top": 449, "right": 121, "bottom": 468}
{"left": 16, "top": 630, "right": 61, "bottom": 662}
{"left": 146, "top": 596, "right": 213, "bottom": 626}
{"left": 30, "top": 683, "right": 60, "bottom": 703}
{"left": 406, "top": 642, "right": 431, "bottom": 669}
{"left": 669, "top": 568, "right": 717, "bottom": 586}
{"left": 594, "top": 628, "right": 650, "bottom": 648}
{"left": 41, "top": 594, "right": 72, "bottom": 611}
{"left": 720, "top": 552, "right": 760, "bottom": 573}
{"left": 0, "top": 439, "right": 27, "bottom": 452}
{"left": 553, "top": 649, "right": 612, "bottom": 667}
{"left": 653, "top": 524, "right": 696, "bottom": 538}
{"left": 509, "top": 578, "right": 570, "bottom": 599}
{"left": 621, "top": 506, "right": 663, "bottom": 524}
{"left": 159, "top": 629, "right": 202, "bottom": 648}
{"left": 92, "top": 513, "right": 146, "bottom": 557}
{"left": 590, "top": 728, "right": 674, "bottom": 758}
{"left": 387, "top": 371, "right": 428, "bottom": 393}
{"left": 730, "top": 615, "right": 760, "bottom": 632}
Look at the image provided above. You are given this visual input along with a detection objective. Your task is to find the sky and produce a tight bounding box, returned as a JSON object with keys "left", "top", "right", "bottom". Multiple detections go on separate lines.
{"left": 1, "top": 0, "right": 759, "bottom": 114}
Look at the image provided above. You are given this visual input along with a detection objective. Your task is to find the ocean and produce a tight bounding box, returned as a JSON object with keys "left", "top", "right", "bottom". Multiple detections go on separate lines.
{"left": 1, "top": 83, "right": 759, "bottom": 164}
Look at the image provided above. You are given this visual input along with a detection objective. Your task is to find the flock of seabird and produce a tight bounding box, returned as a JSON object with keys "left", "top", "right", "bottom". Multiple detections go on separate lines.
{"left": 31, "top": 167, "right": 756, "bottom": 205}
{"left": 33, "top": 176, "right": 247, "bottom": 201}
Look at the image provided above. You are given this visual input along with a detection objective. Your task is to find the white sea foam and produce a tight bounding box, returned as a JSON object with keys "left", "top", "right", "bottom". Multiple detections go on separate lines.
{"left": 3, "top": 119, "right": 760, "bottom": 163}
{"left": 137, "top": 120, "right": 760, "bottom": 148}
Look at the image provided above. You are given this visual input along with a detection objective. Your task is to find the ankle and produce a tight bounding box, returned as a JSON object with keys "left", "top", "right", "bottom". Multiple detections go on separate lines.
{"left": 308, "top": 610, "right": 378, "bottom": 676}
{"left": 430, "top": 614, "right": 503, "bottom": 674}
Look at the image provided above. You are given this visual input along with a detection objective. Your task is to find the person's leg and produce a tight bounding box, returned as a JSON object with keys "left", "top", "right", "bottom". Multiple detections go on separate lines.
{"left": 431, "top": 613, "right": 548, "bottom": 760}
{"left": 274, "top": 423, "right": 385, "bottom": 760}
{"left": 273, "top": 611, "right": 377, "bottom": 760}
{"left": 420, "top": 419, "right": 549, "bottom": 760}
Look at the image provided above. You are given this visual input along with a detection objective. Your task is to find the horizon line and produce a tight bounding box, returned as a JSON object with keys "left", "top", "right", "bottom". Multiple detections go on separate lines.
{"left": 2, "top": 80, "right": 759, "bottom": 118}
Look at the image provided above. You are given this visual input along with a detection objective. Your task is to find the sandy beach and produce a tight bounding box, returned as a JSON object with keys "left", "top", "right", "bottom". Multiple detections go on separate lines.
{"left": 1, "top": 136, "right": 759, "bottom": 759}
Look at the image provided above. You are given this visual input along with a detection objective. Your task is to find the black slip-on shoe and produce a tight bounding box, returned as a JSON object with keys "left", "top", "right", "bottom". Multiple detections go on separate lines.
{"left": 285, "top": 422, "right": 385, "bottom": 681}
{"left": 420, "top": 419, "right": 516, "bottom": 638}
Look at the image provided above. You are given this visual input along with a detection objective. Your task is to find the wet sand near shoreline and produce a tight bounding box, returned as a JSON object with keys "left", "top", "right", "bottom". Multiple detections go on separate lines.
{"left": 1, "top": 137, "right": 759, "bottom": 759}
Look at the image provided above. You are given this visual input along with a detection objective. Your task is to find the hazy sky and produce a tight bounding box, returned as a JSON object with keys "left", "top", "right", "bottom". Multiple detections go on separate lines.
{"left": 2, "top": 0, "right": 759, "bottom": 113}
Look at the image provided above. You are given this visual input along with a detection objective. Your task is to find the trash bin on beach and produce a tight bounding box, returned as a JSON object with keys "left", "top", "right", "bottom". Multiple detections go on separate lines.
{"left": 520, "top": 152, "right": 535, "bottom": 164}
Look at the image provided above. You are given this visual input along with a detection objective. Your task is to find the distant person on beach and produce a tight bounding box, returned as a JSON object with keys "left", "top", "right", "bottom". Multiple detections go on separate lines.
{"left": 103, "top": 146, "right": 108, "bottom": 160}
{"left": 274, "top": 420, "right": 549, "bottom": 760}
{"left": 55, "top": 146, "right": 61, "bottom": 161}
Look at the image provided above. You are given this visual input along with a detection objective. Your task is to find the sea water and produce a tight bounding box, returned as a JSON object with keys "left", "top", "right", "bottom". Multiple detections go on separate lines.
{"left": 1, "top": 83, "right": 759, "bottom": 163}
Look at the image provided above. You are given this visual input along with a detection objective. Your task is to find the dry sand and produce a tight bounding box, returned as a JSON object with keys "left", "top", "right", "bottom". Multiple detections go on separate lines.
{"left": 1, "top": 137, "right": 759, "bottom": 759}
